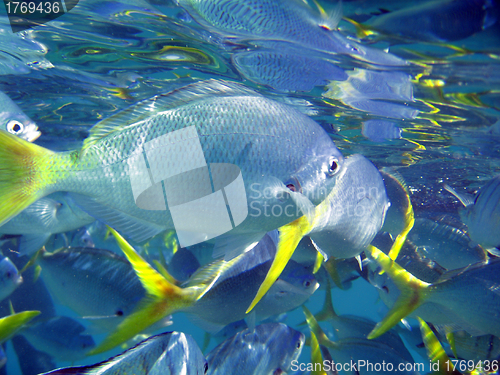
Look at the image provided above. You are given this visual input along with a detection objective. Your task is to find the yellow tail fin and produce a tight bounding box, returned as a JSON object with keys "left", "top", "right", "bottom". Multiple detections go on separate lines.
{"left": 89, "top": 228, "right": 197, "bottom": 355}
{"left": 0, "top": 130, "right": 55, "bottom": 226}
{"left": 0, "top": 310, "right": 40, "bottom": 344}
{"left": 418, "top": 317, "right": 460, "bottom": 375}
{"left": 366, "top": 245, "right": 430, "bottom": 339}
{"left": 246, "top": 216, "right": 311, "bottom": 313}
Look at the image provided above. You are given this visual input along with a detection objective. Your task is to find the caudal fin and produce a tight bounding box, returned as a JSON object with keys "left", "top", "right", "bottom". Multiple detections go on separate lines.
{"left": 0, "top": 130, "right": 54, "bottom": 226}
{"left": 365, "top": 245, "right": 431, "bottom": 339}
{"left": 89, "top": 228, "right": 197, "bottom": 355}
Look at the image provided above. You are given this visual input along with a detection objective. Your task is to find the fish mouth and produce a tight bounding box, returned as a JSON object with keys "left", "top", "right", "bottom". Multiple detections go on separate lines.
{"left": 285, "top": 177, "right": 302, "bottom": 194}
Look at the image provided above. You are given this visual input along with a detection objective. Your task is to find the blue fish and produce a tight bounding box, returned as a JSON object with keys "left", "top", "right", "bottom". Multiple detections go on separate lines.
{"left": 20, "top": 316, "right": 95, "bottom": 362}
{"left": 0, "top": 256, "right": 22, "bottom": 302}
{"left": 0, "top": 193, "right": 95, "bottom": 256}
{"left": 206, "top": 323, "right": 304, "bottom": 375}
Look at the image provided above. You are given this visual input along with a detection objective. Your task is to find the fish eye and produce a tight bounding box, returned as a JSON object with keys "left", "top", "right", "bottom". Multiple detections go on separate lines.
{"left": 6, "top": 271, "right": 11, "bottom": 279}
{"left": 296, "top": 340, "right": 302, "bottom": 349}
{"left": 204, "top": 363, "right": 208, "bottom": 373}
{"left": 382, "top": 286, "right": 389, "bottom": 294}
{"left": 303, "top": 279, "right": 311, "bottom": 288}
{"left": 327, "top": 157, "right": 340, "bottom": 176}
{"left": 115, "top": 310, "right": 124, "bottom": 316}
{"left": 7, "top": 120, "right": 24, "bottom": 134}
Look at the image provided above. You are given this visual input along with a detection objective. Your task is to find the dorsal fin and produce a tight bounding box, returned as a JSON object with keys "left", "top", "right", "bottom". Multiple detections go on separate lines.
{"left": 82, "top": 79, "right": 261, "bottom": 152}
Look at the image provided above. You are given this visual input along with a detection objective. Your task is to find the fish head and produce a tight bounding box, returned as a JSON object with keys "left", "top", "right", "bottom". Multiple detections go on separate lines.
{"left": 0, "top": 91, "right": 41, "bottom": 142}
{"left": 0, "top": 257, "right": 22, "bottom": 291}
{"left": 265, "top": 324, "right": 305, "bottom": 372}
{"left": 286, "top": 136, "right": 344, "bottom": 206}
{"left": 309, "top": 154, "right": 390, "bottom": 258}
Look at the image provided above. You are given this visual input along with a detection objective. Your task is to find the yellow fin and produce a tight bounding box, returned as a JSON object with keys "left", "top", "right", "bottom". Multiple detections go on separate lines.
{"left": 0, "top": 310, "right": 40, "bottom": 344}
{"left": 418, "top": 317, "right": 459, "bottom": 375}
{"left": 366, "top": 245, "right": 430, "bottom": 339}
{"left": 444, "top": 327, "right": 458, "bottom": 360}
{"left": 0, "top": 130, "right": 55, "bottom": 227}
{"left": 109, "top": 227, "right": 182, "bottom": 299}
{"left": 343, "top": 17, "right": 378, "bottom": 39}
{"left": 90, "top": 227, "right": 196, "bottom": 354}
{"left": 315, "top": 278, "right": 338, "bottom": 322}
{"left": 388, "top": 188, "right": 414, "bottom": 261}
{"left": 89, "top": 298, "right": 172, "bottom": 355}
{"left": 303, "top": 305, "right": 338, "bottom": 350}
{"left": 313, "top": 252, "right": 324, "bottom": 274}
{"left": 33, "top": 265, "right": 42, "bottom": 283}
{"left": 152, "top": 260, "right": 179, "bottom": 285}
{"left": 310, "top": 331, "right": 328, "bottom": 375}
{"left": 323, "top": 258, "right": 344, "bottom": 289}
{"left": 246, "top": 216, "right": 311, "bottom": 313}
{"left": 20, "top": 248, "right": 43, "bottom": 274}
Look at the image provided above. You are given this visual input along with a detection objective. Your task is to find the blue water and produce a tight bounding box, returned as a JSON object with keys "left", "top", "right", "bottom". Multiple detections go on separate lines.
{"left": 1, "top": 0, "right": 500, "bottom": 374}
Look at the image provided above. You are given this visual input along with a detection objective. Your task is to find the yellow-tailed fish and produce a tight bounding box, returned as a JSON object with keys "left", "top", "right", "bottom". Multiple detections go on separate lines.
{"left": 303, "top": 306, "right": 419, "bottom": 375}
{"left": 366, "top": 245, "right": 500, "bottom": 339}
{"left": 91, "top": 228, "right": 318, "bottom": 354}
{"left": 418, "top": 317, "right": 461, "bottom": 375}
{"left": 247, "top": 154, "right": 389, "bottom": 313}
{"left": 0, "top": 79, "right": 344, "bottom": 261}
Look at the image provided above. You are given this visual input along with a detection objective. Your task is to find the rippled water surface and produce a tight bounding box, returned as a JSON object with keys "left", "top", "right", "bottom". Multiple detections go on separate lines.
{"left": 1, "top": 0, "right": 500, "bottom": 373}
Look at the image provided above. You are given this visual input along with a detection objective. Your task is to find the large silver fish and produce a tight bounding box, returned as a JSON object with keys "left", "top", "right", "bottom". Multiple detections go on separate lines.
{"left": 0, "top": 79, "right": 344, "bottom": 259}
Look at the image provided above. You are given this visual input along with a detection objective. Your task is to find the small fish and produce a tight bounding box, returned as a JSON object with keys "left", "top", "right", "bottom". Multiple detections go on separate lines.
{"left": 0, "top": 192, "right": 96, "bottom": 256}
{"left": 408, "top": 218, "right": 487, "bottom": 270}
{"left": 206, "top": 323, "right": 304, "bottom": 375}
{"left": 89, "top": 228, "right": 318, "bottom": 354}
{"left": 0, "top": 90, "right": 40, "bottom": 142}
{"left": 37, "top": 247, "right": 146, "bottom": 332}
{"left": 303, "top": 306, "right": 420, "bottom": 375}
{"left": 20, "top": 316, "right": 96, "bottom": 362}
{"left": 445, "top": 175, "right": 500, "bottom": 252}
{"left": 364, "top": 0, "right": 499, "bottom": 42}
{"left": 0, "top": 79, "right": 344, "bottom": 260}
{"left": 42, "top": 331, "right": 207, "bottom": 375}
{"left": 362, "top": 120, "right": 402, "bottom": 142}
{"left": 0, "top": 256, "right": 22, "bottom": 302}
{"left": 365, "top": 245, "right": 500, "bottom": 339}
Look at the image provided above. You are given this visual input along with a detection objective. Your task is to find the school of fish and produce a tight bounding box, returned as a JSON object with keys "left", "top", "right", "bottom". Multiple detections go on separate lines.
{"left": 0, "top": 0, "right": 499, "bottom": 374}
